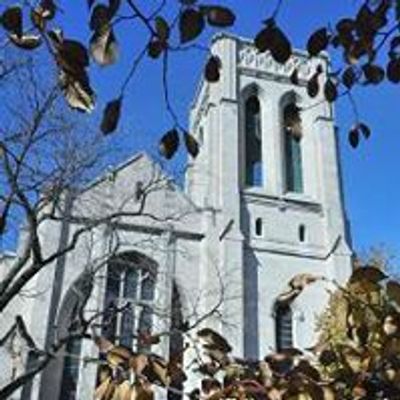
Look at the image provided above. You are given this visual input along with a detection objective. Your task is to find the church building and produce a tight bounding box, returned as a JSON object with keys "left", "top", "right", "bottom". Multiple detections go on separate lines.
{"left": 1, "top": 33, "right": 353, "bottom": 399}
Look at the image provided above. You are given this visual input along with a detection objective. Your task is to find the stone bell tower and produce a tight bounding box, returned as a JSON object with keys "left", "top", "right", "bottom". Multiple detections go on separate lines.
{"left": 185, "top": 33, "right": 353, "bottom": 359}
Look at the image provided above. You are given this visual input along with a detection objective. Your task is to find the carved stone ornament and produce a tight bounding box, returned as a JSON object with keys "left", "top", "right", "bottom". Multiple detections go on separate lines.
{"left": 238, "top": 44, "right": 314, "bottom": 80}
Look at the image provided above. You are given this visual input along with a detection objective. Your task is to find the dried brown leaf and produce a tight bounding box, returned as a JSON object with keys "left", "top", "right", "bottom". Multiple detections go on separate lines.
{"left": 204, "top": 55, "right": 221, "bottom": 83}
{"left": 159, "top": 129, "right": 180, "bottom": 159}
{"left": 307, "top": 27, "right": 330, "bottom": 57}
{"left": 101, "top": 97, "right": 122, "bottom": 135}
{"left": 179, "top": 8, "right": 204, "bottom": 44}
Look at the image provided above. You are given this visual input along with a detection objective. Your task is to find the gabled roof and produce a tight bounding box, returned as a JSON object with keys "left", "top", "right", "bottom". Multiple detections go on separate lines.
{"left": 81, "top": 151, "right": 148, "bottom": 194}
{"left": 71, "top": 151, "right": 204, "bottom": 239}
{"left": 81, "top": 151, "right": 199, "bottom": 212}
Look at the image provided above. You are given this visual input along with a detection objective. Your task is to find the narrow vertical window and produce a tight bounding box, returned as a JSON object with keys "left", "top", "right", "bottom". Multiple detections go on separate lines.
{"left": 255, "top": 218, "right": 263, "bottom": 237}
{"left": 103, "top": 253, "right": 156, "bottom": 351}
{"left": 284, "top": 103, "right": 303, "bottom": 193}
{"left": 198, "top": 127, "right": 204, "bottom": 145}
{"left": 245, "top": 95, "right": 262, "bottom": 187}
{"left": 298, "top": 224, "right": 306, "bottom": 243}
{"left": 59, "top": 304, "right": 82, "bottom": 400}
{"left": 275, "top": 303, "right": 293, "bottom": 351}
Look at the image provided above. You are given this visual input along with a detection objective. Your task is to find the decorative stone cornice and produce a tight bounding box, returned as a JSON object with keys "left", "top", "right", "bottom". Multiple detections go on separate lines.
{"left": 238, "top": 43, "right": 315, "bottom": 82}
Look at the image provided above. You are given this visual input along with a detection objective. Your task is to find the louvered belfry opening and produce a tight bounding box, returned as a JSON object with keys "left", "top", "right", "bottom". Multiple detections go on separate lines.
{"left": 283, "top": 102, "right": 303, "bottom": 193}
{"left": 245, "top": 95, "right": 262, "bottom": 187}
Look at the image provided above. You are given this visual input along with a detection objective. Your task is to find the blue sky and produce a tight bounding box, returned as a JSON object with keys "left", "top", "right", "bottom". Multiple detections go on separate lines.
{"left": 55, "top": 1, "right": 400, "bottom": 261}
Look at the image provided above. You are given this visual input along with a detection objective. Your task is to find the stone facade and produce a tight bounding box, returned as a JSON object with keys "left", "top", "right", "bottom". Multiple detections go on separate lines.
{"left": 2, "top": 34, "right": 352, "bottom": 400}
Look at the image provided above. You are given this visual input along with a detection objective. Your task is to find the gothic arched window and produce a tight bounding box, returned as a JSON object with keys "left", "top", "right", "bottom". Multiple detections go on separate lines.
{"left": 283, "top": 103, "right": 303, "bottom": 193}
{"left": 102, "top": 252, "right": 156, "bottom": 351}
{"left": 244, "top": 95, "right": 262, "bottom": 187}
{"left": 275, "top": 303, "right": 293, "bottom": 351}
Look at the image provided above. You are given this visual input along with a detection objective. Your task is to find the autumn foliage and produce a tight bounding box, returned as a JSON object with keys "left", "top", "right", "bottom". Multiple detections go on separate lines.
{"left": 1, "top": 1, "right": 400, "bottom": 398}
{"left": 90, "top": 265, "right": 400, "bottom": 400}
